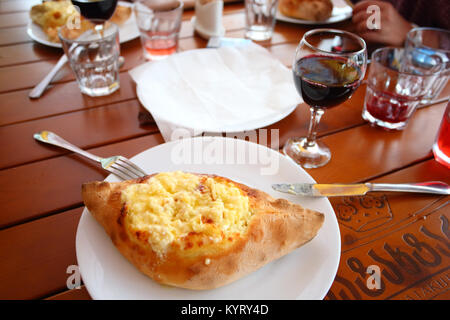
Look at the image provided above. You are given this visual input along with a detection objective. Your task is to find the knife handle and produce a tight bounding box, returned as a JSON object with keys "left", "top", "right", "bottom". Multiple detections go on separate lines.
{"left": 29, "top": 54, "right": 68, "bottom": 99}
{"left": 368, "top": 182, "right": 450, "bottom": 195}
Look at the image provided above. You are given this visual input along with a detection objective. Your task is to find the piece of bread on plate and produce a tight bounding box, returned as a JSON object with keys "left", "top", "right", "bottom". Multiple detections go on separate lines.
{"left": 82, "top": 171, "right": 324, "bottom": 290}
{"left": 279, "top": 0, "right": 334, "bottom": 21}
{"left": 30, "top": 1, "right": 131, "bottom": 43}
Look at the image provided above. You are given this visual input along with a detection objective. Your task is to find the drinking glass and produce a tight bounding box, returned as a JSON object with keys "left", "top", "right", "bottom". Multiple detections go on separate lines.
{"left": 432, "top": 100, "right": 450, "bottom": 169}
{"left": 283, "top": 29, "right": 367, "bottom": 168}
{"left": 59, "top": 21, "right": 120, "bottom": 96}
{"left": 404, "top": 27, "right": 450, "bottom": 104}
{"left": 245, "top": 0, "right": 278, "bottom": 41}
{"left": 362, "top": 47, "right": 438, "bottom": 130}
{"left": 134, "top": 0, "right": 184, "bottom": 61}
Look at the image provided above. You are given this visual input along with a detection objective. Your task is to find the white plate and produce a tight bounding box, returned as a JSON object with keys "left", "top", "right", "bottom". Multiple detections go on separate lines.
{"left": 27, "top": 1, "right": 139, "bottom": 48}
{"left": 276, "top": 0, "right": 353, "bottom": 25}
{"left": 136, "top": 84, "right": 298, "bottom": 134}
{"left": 76, "top": 136, "right": 341, "bottom": 300}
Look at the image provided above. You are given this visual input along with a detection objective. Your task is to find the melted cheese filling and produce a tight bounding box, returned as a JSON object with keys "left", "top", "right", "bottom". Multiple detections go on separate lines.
{"left": 121, "top": 171, "right": 252, "bottom": 255}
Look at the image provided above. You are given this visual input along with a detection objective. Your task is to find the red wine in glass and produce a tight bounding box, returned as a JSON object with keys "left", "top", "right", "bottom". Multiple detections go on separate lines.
{"left": 283, "top": 29, "right": 367, "bottom": 168}
{"left": 293, "top": 55, "right": 362, "bottom": 109}
{"left": 364, "top": 90, "right": 412, "bottom": 124}
{"left": 71, "top": 0, "right": 118, "bottom": 21}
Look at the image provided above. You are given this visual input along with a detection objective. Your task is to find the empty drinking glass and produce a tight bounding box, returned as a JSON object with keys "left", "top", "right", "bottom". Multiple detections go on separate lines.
{"left": 134, "top": 0, "right": 184, "bottom": 61}
{"left": 404, "top": 27, "right": 450, "bottom": 104}
{"left": 245, "top": 0, "right": 278, "bottom": 41}
{"left": 59, "top": 21, "right": 120, "bottom": 97}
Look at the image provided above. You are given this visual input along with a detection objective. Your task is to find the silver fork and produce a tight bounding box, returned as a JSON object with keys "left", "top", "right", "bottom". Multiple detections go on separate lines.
{"left": 33, "top": 131, "right": 147, "bottom": 180}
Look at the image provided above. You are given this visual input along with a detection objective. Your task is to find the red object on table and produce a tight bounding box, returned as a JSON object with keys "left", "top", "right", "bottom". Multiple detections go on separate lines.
{"left": 365, "top": 90, "right": 411, "bottom": 124}
{"left": 433, "top": 102, "right": 450, "bottom": 168}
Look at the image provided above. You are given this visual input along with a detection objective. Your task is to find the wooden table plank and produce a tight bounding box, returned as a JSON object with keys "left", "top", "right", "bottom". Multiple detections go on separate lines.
{"left": 0, "top": 42, "right": 61, "bottom": 67}
{"left": 0, "top": 207, "right": 82, "bottom": 300}
{"left": 0, "top": 59, "right": 71, "bottom": 93}
{"left": 0, "top": 11, "right": 29, "bottom": 29}
{"left": 0, "top": 26, "right": 30, "bottom": 46}
{"left": 0, "top": 0, "right": 40, "bottom": 14}
{"left": 0, "top": 133, "right": 164, "bottom": 229}
{"left": 46, "top": 286, "right": 91, "bottom": 300}
{"left": 0, "top": 99, "right": 158, "bottom": 170}
{"left": 0, "top": 72, "right": 138, "bottom": 127}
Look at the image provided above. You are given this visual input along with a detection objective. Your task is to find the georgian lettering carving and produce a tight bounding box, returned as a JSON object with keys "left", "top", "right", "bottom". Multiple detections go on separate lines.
{"left": 328, "top": 208, "right": 449, "bottom": 300}
{"left": 368, "top": 249, "right": 404, "bottom": 284}
{"left": 420, "top": 225, "right": 450, "bottom": 257}
{"left": 403, "top": 233, "right": 442, "bottom": 267}
{"left": 440, "top": 214, "right": 449, "bottom": 239}
{"left": 383, "top": 243, "right": 422, "bottom": 275}
{"left": 331, "top": 276, "right": 363, "bottom": 300}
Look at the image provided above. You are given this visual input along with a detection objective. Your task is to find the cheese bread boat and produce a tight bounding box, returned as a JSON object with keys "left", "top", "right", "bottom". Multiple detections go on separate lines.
{"left": 82, "top": 171, "right": 324, "bottom": 290}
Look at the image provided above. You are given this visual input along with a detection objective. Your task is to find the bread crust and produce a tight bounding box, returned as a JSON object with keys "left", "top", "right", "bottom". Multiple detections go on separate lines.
{"left": 279, "top": 0, "right": 333, "bottom": 21}
{"left": 82, "top": 173, "right": 324, "bottom": 290}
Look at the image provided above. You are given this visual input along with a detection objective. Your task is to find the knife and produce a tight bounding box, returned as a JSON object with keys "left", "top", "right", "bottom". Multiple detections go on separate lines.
{"left": 271, "top": 182, "right": 450, "bottom": 197}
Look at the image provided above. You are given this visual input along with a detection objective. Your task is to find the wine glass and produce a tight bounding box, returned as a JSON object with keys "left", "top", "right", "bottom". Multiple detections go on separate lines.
{"left": 283, "top": 29, "right": 367, "bottom": 168}
{"left": 71, "top": 0, "right": 119, "bottom": 34}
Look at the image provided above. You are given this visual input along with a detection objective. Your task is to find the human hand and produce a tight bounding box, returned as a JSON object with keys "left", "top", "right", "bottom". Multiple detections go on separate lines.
{"left": 352, "top": 0, "right": 414, "bottom": 46}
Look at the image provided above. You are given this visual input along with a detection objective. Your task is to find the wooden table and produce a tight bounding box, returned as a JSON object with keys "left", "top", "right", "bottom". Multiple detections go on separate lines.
{"left": 0, "top": 0, "right": 449, "bottom": 301}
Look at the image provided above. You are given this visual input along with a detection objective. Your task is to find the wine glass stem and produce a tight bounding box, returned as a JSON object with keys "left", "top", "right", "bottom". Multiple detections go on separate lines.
{"left": 305, "top": 107, "right": 324, "bottom": 147}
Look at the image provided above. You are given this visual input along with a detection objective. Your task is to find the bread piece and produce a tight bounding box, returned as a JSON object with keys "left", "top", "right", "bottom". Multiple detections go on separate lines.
{"left": 30, "top": 0, "right": 77, "bottom": 30}
{"left": 279, "top": 0, "right": 333, "bottom": 21}
{"left": 110, "top": 5, "right": 132, "bottom": 25}
{"left": 30, "top": 1, "right": 131, "bottom": 43}
{"left": 82, "top": 171, "right": 324, "bottom": 290}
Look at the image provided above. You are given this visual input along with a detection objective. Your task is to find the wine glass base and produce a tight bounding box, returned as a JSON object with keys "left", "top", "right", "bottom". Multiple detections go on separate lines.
{"left": 283, "top": 137, "right": 331, "bottom": 169}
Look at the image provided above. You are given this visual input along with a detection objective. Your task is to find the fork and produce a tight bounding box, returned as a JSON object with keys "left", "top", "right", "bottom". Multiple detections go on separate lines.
{"left": 33, "top": 131, "right": 147, "bottom": 180}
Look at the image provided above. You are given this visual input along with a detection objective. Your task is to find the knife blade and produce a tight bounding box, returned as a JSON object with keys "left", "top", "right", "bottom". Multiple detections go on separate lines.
{"left": 272, "top": 182, "right": 450, "bottom": 197}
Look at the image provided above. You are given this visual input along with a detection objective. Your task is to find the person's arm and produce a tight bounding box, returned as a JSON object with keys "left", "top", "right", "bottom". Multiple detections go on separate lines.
{"left": 351, "top": 0, "right": 415, "bottom": 46}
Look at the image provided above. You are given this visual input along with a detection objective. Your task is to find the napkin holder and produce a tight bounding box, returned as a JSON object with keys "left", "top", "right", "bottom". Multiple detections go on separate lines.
{"left": 192, "top": 0, "right": 225, "bottom": 39}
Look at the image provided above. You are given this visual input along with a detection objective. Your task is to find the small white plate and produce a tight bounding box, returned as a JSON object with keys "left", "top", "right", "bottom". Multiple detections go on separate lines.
{"left": 76, "top": 136, "right": 341, "bottom": 300}
{"left": 276, "top": 0, "right": 353, "bottom": 25}
{"left": 27, "top": 1, "right": 139, "bottom": 48}
{"left": 136, "top": 84, "right": 298, "bottom": 134}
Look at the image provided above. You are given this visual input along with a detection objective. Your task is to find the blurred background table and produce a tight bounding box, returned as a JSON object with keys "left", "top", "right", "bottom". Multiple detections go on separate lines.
{"left": 0, "top": 0, "right": 448, "bottom": 300}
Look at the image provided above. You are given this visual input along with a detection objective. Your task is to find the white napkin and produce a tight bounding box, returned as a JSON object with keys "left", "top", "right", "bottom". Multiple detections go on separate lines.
{"left": 129, "top": 42, "right": 300, "bottom": 141}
